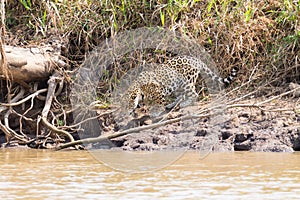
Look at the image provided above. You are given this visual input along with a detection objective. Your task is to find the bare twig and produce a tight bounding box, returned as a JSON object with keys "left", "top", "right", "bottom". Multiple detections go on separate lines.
{"left": 0, "top": 87, "right": 30, "bottom": 143}
{"left": 18, "top": 91, "right": 36, "bottom": 136}
{"left": 256, "top": 86, "right": 300, "bottom": 106}
{"left": 4, "top": 108, "right": 28, "bottom": 142}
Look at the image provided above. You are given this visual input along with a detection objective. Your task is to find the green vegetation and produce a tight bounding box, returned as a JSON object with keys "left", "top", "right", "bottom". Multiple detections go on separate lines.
{"left": 5, "top": 0, "right": 300, "bottom": 89}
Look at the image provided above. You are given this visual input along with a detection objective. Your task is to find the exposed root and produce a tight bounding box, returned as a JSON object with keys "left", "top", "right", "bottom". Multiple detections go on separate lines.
{"left": 41, "top": 117, "right": 74, "bottom": 144}
{"left": 0, "top": 88, "right": 47, "bottom": 107}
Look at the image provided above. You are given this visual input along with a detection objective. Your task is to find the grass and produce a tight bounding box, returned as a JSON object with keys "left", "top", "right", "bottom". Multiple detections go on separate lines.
{"left": 4, "top": 0, "right": 300, "bottom": 91}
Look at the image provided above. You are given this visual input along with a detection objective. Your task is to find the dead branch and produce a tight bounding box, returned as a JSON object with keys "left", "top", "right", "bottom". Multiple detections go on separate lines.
{"left": 4, "top": 108, "right": 29, "bottom": 142}
{"left": 41, "top": 72, "right": 61, "bottom": 118}
{"left": 256, "top": 85, "right": 300, "bottom": 106}
{"left": 55, "top": 113, "right": 210, "bottom": 150}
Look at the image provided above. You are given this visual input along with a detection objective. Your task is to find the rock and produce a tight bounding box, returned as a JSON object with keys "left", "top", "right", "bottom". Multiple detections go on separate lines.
{"left": 234, "top": 140, "right": 251, "bottom": 151}
{"left": 235, "top": 133, "right": 249, "bottom": 143}
{"left": 195, "top": 128, "right": 208, "bottom": 136}
{"left": 221, "top": 130, "right": 233, "bottom": 140}
{"left": 252, "top": 143, "right": 294, "bottom": 152}
{"left": 213, "top": 141, "right": 234, "bottom": 151}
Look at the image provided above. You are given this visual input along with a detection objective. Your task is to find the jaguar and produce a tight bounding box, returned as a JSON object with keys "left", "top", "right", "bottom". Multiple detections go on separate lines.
{"left": 121, "top": 55, "right": 237, "bottom": 113}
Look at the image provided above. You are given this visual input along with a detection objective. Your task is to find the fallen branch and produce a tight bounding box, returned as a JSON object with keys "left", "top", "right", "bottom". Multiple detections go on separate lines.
{"left": 41, "top": 72, "right": 61, "bottom": 118}
{"left": 55, "top": 113, "right": 210, "bottom": 150}
{"left": 257, "top": 85, "right": 300, "bottom": 106}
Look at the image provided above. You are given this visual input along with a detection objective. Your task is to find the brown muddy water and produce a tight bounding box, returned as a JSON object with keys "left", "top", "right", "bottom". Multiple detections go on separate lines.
{"left": 1, "top": 149, "right": 300, "bottom": 199}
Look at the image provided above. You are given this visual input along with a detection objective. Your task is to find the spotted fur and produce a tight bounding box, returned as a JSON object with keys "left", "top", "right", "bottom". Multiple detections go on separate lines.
{"left": 123, "top": 56, "right": 237, "bottom": 113}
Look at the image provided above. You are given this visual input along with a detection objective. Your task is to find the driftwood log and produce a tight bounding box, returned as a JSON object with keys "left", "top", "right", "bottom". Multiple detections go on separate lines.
{"left": 0, "top": 45, "right": 63, "bottom": 84}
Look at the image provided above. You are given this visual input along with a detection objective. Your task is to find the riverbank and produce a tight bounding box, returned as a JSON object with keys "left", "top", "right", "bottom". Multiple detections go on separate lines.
{"left": 1, "top": 93, "right": 299, "bottom": 152}
{"left": 1, "top": 1, "right": 299, "bottom": 152}
{"left": 98, "top": 96, "right": 300, "bottom": 152}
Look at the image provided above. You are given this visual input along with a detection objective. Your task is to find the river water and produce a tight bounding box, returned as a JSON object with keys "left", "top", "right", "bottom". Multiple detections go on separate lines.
{"left": 1, "top": 149, "right": 299, "bottom": 199}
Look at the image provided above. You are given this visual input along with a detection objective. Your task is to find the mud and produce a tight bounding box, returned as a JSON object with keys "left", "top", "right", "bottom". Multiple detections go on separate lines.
{"left": 100, "top": 97, "right": 300, "bottom": 152}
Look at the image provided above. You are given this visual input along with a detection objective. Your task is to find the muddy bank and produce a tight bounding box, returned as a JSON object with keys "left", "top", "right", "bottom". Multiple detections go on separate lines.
{"left": 92, "top": 98, "right": 300, "bottom": 153}
{"left": 1, "top": 97, "right": 299, "bottom": 152}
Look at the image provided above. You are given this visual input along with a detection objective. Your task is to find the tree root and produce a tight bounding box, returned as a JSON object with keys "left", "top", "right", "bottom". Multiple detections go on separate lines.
{"left": 0, "top": 70, "right": 76, "bottom": 148}
{"left": 41, "top": 117, "right": 75, "bottom": 143}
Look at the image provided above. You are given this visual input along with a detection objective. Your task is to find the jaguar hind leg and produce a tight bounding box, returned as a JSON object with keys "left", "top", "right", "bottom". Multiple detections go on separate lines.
{"left": 178, "top": 85, "right": 198, "bottom": 108}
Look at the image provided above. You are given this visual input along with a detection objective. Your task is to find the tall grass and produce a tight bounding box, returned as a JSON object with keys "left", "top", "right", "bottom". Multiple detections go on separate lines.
{"left": 5, "top": 0, "right": 300, "bottom": 90}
